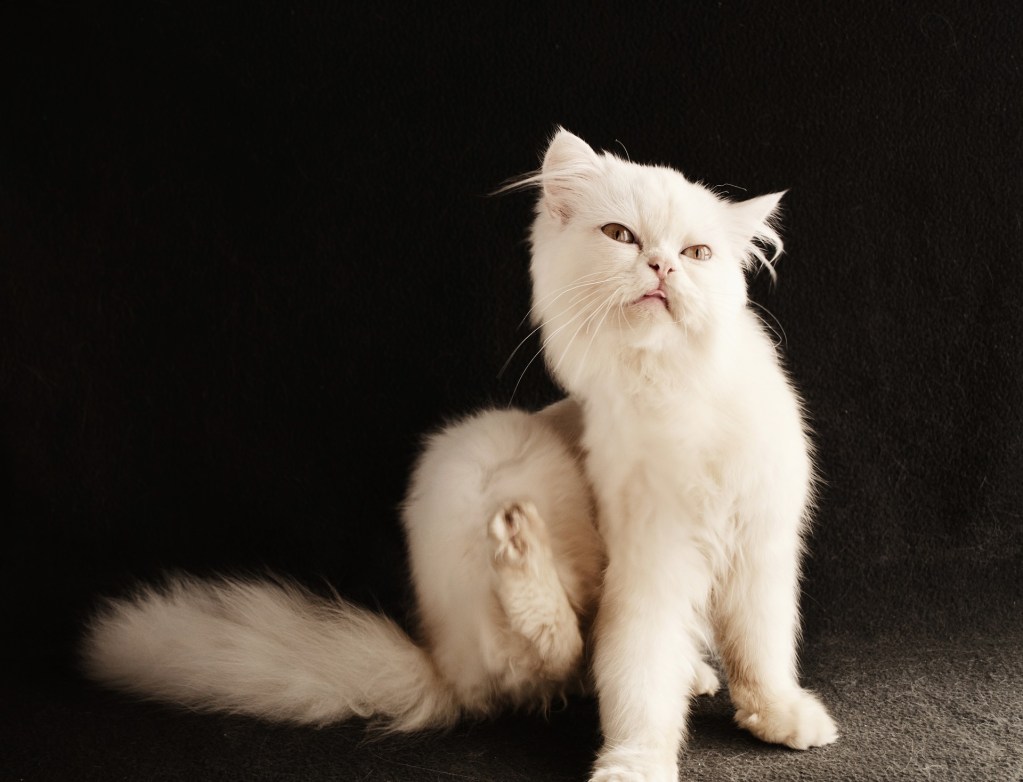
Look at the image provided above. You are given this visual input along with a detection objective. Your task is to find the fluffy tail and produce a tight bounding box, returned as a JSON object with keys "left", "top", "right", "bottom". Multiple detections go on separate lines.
{"left": 81, "top": 575, "right": 459, "bottom": 731}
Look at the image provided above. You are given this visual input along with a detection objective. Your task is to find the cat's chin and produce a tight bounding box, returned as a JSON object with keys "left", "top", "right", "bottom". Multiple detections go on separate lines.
{"left": 636, "top": 290, "right": 670, "bottom": 311}
{"left": 618, "top": 317, "right": 685, "bottom": 353}
{"left": 624, "top": 296, "right": 677, "bottom": 337}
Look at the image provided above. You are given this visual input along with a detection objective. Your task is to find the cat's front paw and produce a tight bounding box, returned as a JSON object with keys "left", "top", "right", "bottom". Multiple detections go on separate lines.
{"left": 590, "top": 746, "right": 677, "bottom": 782}
{"left": 590, "top": 770, "right": 646, "bottom": 782}
{"left": 735, "top": 689, "right": 838, "bottom": 750}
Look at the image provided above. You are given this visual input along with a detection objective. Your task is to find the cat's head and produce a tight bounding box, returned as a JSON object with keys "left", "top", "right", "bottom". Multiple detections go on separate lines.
{"left": 519, "top": 128, "right": 784, "bottom": 392}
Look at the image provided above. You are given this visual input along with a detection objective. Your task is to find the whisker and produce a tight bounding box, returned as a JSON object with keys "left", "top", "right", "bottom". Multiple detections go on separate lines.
{"left": 550, "top": 293, "right": 611, "bottom": 379}
{"left": 619, "top": 295, "right": 637, "bottom": 337}
{"left": 498, "top": 323, "right": 545, "bottom": 380}
{"left": 575, "top": 290, "right": 621, "bottom": 375}
{"left": 500, "top": 283, "right": 606, "bottom": 379}
{"left": 518, "top": 273, "right": 606, "bottom": 329}
{"left": 506, "top": 290, "right": 606, "bottom": 404}
{"left": 748, "top": 299, "right": 787, "bottom": 348}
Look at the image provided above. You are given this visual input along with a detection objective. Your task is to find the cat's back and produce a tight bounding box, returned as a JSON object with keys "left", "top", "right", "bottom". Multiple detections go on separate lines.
{"left": 402, "top": 405, "right": 590, "bottom": 540}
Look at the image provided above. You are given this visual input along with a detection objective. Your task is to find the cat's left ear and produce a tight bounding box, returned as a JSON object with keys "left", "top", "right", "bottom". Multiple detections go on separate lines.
{"left": 728, "top": 191, "right": 786, "bottom": 272}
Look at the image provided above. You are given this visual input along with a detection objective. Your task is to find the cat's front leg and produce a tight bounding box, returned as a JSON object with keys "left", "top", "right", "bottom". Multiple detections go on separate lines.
{"left": 588, "top": 544, "right": 712, "bottom": 782}
{"left": 714, "top": 519, "right": 838, "bottom": 750}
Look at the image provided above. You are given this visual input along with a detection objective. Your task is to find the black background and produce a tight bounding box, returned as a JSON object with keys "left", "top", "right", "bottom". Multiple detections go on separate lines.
{"left": 1, "top": 3, "right": 1021, "bottom": 780}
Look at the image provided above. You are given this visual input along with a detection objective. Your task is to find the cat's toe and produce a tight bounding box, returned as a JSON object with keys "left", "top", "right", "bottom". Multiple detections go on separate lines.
{"left": 590, "top": 746, "right": 677, "bottom": 782}
{"left": 590, "top": 766, "right": 668, "bottom": 782}
{"left": 489, "top": 501, "right": 544, "bottom": 566}
{"left": 589, "top": 771, "right": 642, "bottom": 782}
{"left": 735, "top": 690, "right": 838, "bottom": 750}
{"left": 489, "top": 504, "right": 525, "bottom": 564}
{"left": 692, "top": 658, "right": 720, "bottom": 696}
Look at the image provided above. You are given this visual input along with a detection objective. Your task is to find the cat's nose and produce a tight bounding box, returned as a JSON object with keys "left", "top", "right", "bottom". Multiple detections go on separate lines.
{"left": 648, "top": 258, "right": 674, "bottom": 280}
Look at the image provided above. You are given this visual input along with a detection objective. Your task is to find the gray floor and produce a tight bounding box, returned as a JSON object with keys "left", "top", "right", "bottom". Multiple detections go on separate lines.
{"left": 5, "top": 629, "right": 1020, "bottom": 782}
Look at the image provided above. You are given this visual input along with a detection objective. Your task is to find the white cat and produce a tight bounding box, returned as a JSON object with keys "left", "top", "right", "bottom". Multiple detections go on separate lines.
{"left": 83, "top": 129, "right": 837, "bottom": 781}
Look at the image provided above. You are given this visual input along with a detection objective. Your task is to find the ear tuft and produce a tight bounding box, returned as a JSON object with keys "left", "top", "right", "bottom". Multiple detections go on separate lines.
{"left": 729, "top": 191, "right": 786, "bottom": 278}
{"left": 540, "top": 128, "right": 600, "bottom": 222}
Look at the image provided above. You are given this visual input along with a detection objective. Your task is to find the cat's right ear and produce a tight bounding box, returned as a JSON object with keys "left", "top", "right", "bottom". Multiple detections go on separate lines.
{"left": 541, "top": 128, "right": 600, "bottom": 223}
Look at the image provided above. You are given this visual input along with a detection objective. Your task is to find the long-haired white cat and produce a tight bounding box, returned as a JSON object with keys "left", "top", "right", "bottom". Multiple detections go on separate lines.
{"left": 83, "top": 129, "right": 837, "bottom": 781}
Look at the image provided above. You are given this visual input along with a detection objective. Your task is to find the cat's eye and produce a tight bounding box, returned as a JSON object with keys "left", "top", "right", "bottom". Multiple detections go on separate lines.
{"left": 601, "top": 223, "right": 637, "bottom": 244}
{"left": 682, "top": 244, "right": 712, "bottom": 261}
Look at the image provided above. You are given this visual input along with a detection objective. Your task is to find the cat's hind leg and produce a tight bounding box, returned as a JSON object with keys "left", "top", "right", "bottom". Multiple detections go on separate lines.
{"left": 488, "top": 500, "right": 585, "bottom": 682}
{"left": 692, "top": 656, "right": 720, "bottom": 697}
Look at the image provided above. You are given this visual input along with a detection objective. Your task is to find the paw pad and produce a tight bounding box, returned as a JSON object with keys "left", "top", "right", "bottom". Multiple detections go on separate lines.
{"left": 489, "top": 502, "right": 535, "bottom": 565}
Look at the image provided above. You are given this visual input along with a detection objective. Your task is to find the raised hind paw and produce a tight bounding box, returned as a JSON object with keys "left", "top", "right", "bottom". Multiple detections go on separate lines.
{"left": 735, "top": 689, "right": 838, "bottom": 750}
{"left": 488, "top": 500, "right": 582, "bottom": 678}
{"left": 489, "top": 501, "right": 543, "bottom": 567}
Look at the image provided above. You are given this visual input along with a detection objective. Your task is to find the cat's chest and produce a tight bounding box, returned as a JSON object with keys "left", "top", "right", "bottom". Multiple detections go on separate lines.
{"left": 581, "top": 390, "right": 729, "bottom": 481}
{"left": 581, "top": 398, "right": 739, "bottom": 545}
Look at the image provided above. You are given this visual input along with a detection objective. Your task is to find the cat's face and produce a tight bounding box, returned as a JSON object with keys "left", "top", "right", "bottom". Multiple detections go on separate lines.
{"left": 526, "top": 129, "right": 783, "bottom": 388}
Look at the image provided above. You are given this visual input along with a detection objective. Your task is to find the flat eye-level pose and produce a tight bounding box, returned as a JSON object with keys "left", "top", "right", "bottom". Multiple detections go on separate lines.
{"left": 83, "top": 128, "right": 837, "bottom": 782}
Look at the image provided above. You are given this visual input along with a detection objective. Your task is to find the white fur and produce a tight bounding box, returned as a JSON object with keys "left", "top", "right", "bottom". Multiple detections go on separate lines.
{"left": 400, "top": 406, "right": 604, "bottom": 714}
{"left": 527, "top": 129, "right": 836, "bottom": 780}
{"left": 81, "top": 129, "right": 836, "bottom": 780}
{"left": 83, "top": 575, "right": 458, "bottom": 730}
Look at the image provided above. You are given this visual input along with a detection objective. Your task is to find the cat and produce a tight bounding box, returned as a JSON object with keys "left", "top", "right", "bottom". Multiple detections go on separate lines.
{"left": 82, "top": 128, "right": 838, "bottom": 781}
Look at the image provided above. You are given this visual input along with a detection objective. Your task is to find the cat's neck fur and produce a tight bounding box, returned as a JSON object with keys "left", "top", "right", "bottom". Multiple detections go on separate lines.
{"left": 590, "top": 314, "right": 738, "bottom": 401}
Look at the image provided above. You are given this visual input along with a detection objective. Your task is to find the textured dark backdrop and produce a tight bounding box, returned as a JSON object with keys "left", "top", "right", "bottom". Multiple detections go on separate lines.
{"left": 2, "top": 3, "right": 1021, "bottom": 781}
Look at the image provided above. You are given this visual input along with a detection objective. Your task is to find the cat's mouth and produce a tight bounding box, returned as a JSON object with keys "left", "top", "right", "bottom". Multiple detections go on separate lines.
{"left": 637, "top": 288, "right": 671, "bottom": 311}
